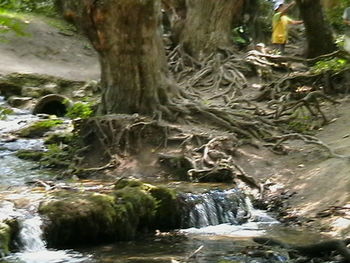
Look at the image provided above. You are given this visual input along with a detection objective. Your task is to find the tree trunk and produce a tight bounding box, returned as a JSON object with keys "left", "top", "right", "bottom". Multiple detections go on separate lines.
{"left": 296, "top": 0, "right": 336, "bottom": 58}
{"left": 62, "top": 0, "right": 173, "bottom": 116}
{"left": 180, "top": 0, "right": 244, "bottom": 60}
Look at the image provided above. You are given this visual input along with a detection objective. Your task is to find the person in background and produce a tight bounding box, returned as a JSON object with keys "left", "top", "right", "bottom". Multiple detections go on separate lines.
{"left": 343, "top": 7, "right": 350, "bottom": 53}
{"left": 272, "top": 1, "right": 303, "bottom": 54}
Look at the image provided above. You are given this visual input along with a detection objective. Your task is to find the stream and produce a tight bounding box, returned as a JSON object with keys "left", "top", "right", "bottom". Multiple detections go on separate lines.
{"left": 0, "top": 97, "right": 325, "bottom": 263}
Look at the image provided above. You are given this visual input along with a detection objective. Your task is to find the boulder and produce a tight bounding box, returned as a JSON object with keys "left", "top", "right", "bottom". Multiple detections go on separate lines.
{"left": 39, "top": 180, "right": 181, "bottom": 248}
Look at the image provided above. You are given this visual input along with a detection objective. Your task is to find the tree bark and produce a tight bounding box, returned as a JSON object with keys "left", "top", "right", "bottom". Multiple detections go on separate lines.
{"left": 61, "top": 0, "right": 174, "bottom": 116}
{"left": 180, "top": 0, "right": 244, "bottom": 60}
{"left": 296, "top": 0, "right": 336, "bottom": 58}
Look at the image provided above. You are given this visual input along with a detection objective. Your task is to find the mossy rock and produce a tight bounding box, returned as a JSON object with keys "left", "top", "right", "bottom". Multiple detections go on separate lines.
{"left": 3, "top": 73, "right": 85, "bottom": 94}
{"left": 39, "top": 188, "right": 156, "bottom": 247}
{"left": 15, "top": 150, "right": 44, "bottom": 161}
{"left": 39, "top": 181, "right": 182, "bottom": 248}
{"left": 115, "top": 179, "right": 181, "bottom": 230}
{"left": 17, "top": 119, "right": 63, "bottom": 138}
{"left": 44, "top": 132, "right": 74, "bottom": 145}
{"left": 0, "top": 223, "right": 11, "bottom": 257}
{"left": 0, "top": 80, "right": 22, "bottom": 98}
{"left": 149, "top": 186, "right": 181, "bottom": 230}
{"left": 114, "top": 178, "right": 143, "bottom": 189}
{"left": 39, "top": 192, "right": 120, "bottom": 247}
{"left": 0, "top": 219, "right": 19, "bottom": 258}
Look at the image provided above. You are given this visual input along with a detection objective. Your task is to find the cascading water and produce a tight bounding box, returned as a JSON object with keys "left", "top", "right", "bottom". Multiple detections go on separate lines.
{"left": 19, "top": 215, "right": 46, "bottom": 252}
{"left": 4, "top": 214, "right": 92, "bottom": 263}
{"left": 0, "top": 97, "right": 91, "bottom": 263}
{"left": 180, "top": 189, "right": 250, "bottom": 228}
{"left": 180, "top": 189, "right": 278, "bottom": 237}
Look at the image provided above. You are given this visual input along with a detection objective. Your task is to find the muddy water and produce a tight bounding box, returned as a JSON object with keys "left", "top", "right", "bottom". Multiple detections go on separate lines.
{"left": 0, "top": 98, "right": 327, "bottom": 263}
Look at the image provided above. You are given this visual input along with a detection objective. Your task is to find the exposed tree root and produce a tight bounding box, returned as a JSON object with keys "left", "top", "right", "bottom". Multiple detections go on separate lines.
{"left": 168, "top": 45, "right": 249, "bottom": 101}
{"left": 74, "top": 47, "right": 346, "bottom": 191}
{"left": 266, "top": 133, "right": 350, "bottom": 159}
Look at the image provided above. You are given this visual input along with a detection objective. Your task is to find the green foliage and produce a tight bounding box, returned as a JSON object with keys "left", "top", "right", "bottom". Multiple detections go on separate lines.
{"left": 15, "top": 149, "right": 44, "bottom": 161}
{"left": 0, "top": 106, "right": 13, "bottom": 120}
{"left": 40, "top": 143, "right": 70, "bottom": 168}
{"left": 311, "top": 57, "right": 350, "bottom": 73}
{"left": 65, "top": 102, "right": 93, "bottom": 120}
{"left": 18, "top": 119, "right": 63, "bottom": 138}
{"left": 325, "top": 0, "right": 350, "bottom": 31}
{"left": 0, "top": 10, "right": 27, "bottom": 37}
{"left": 35, "top": 119, "right": 63, "bottom": 128}
{"left": 0, "top": 0, "right": 56, "bottom": 16}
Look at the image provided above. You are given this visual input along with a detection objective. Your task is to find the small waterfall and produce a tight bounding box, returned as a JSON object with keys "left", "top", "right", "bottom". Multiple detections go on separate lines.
{"left": 3, "top": 210, "right": 91, "bottom": 263}
{"left": 180, "top": 189, "right": 250, "bottom": 228}
{"left": 19, "top": 215, "right": 46, "bottom": 252}
{"left": 179, "top": 189, "right": 278, "bottom": 237}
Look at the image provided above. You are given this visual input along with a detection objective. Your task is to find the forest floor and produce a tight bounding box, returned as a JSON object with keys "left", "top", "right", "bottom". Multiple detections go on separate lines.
{"left": 1, "top": 14, "right": 350, "bottom": 238}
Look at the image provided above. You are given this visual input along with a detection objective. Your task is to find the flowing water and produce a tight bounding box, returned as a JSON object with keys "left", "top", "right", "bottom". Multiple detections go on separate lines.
{"left": 0, "top": 97, "right": 325, "bottom": 263}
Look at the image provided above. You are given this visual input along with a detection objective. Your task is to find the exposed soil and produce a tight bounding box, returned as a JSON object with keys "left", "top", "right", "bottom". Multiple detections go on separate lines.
{"left": 0, "top": 14, "right": 99, "bottom": 81}
{"left": 1, "top": 14, "right": 350, "bottom": 238}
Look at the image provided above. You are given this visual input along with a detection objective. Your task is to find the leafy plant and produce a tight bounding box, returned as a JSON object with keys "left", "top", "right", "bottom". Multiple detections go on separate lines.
{"left": 0, "top": 106, "right": 13, "bottom": 120}
{"left": 18, "top": 119, "right": 63, "bottom": 138}
{"left": 325, "top": 0, "right": 350, "bottom": 31}
{"left": 0, "top": 0, "right": 56, "bottom": 16}
{"left": 0, "top": 10, "right": 27, "bottom": 37}
{"left": 41, "top": 143, "right": 70, "bottom": 168}
{"left": 65, "top": 102, "right": 93, "bottom": 120}
{"left": 311, "top": 57, "right": 350, "bottom": 74}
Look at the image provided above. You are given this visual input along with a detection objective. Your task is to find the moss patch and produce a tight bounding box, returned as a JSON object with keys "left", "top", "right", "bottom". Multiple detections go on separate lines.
{"left": 0, "top": 223, "right": 11, "bottom": 257}
{"left": 15, "top": 149, "right": 44, "bottom": 161}
{"left": 0, "top": 220, "right": 19, "bottom": 258}
{"left": 17, "top": 119, "right": 63, "bottom": 138}
{"left": 39, "top": 180, "right": 181, "bottom": 248}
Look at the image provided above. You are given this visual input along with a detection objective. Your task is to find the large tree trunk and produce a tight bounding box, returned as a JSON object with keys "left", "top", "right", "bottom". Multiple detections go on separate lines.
{"left": 180, "top": 0, "right": 244, "bottom": 60}
{"left": 296, "top": 0, "right": 336, "bottom": 58}
{"left": 61, "top": 0, "right": 173, "bottom": 116}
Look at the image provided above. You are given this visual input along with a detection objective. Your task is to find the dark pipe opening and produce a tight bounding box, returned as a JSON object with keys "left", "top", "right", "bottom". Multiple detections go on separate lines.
{"left": 33, "top": 94, "right": 71, "bottom": 117}
{"left": 39, "top": 101, "right": 67, "bottom": 117}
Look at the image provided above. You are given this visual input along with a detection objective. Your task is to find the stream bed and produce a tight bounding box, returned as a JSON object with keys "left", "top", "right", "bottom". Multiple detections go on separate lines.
{"left": 0, "top": 97, "right": 327, "bottom": 263}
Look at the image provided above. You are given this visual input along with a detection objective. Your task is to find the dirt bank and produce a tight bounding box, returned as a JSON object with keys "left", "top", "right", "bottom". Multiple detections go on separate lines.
{"left": 0, "top": 14, "right": 99, "bottom": 81}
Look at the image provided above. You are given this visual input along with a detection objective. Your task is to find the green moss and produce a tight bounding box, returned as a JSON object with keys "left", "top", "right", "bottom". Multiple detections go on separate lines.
{"left": 39, "top": 192, "right": 119, "bottom": 247}
{"left": 39, "top": 181, "right": 182, "bottom": 248}
{"left": 15, "top": 149, "right": 44, "bottom": 161}
{"left": 114, "top": 178, "right": 143, "bottom": 190}
{"left": 18, "top": 119, "right": 63, "bottom": 138}
{"left": 44, "top": 132, "right": 74, "bottom": 145}
{"left": 0, "top": 220, "right": 18, "bottom": 258}
{"left": 149, "top": 186, "right": 181, "bottom": 230}
{"left": 0, "top": 223, "right": 11, "bottom": 257}
{"left": 41, "top": 134, "right": 84, "bottom": 169}
{"left": 65, "top": 102, "right": 93, "bottom": 120}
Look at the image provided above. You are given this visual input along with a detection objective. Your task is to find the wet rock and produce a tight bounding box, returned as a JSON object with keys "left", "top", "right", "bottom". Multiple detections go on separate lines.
{"left": 17, "top": 119, "right": 63, "bottom": 138}
{"left": 21, "top": 87, "right": 41, "bottom": 98}
{"left": 41, "top": 83, "right": 59, "bottom": 95}
{"left": 15, "top": 150, "right": 44, "bottom": 161}
{"left": 0, "top": 219, "right": 19, "bottom": 258}
{"left": 7, "top": 96, "right": 33, "bottom": 108}
{"left": 188, "top": 167, "right": 234, "bottom": 183}
{"left": 158, "top": 153, "right": 193, "bottom": 181}
{"left": 39, "top": 180, "right": 181, "bottom": 248}
{"left": 0, "top": 81, "right": 22, "bottom": 98}
{"left": 0, "top": 222, "right": 11, "bottom": 257}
